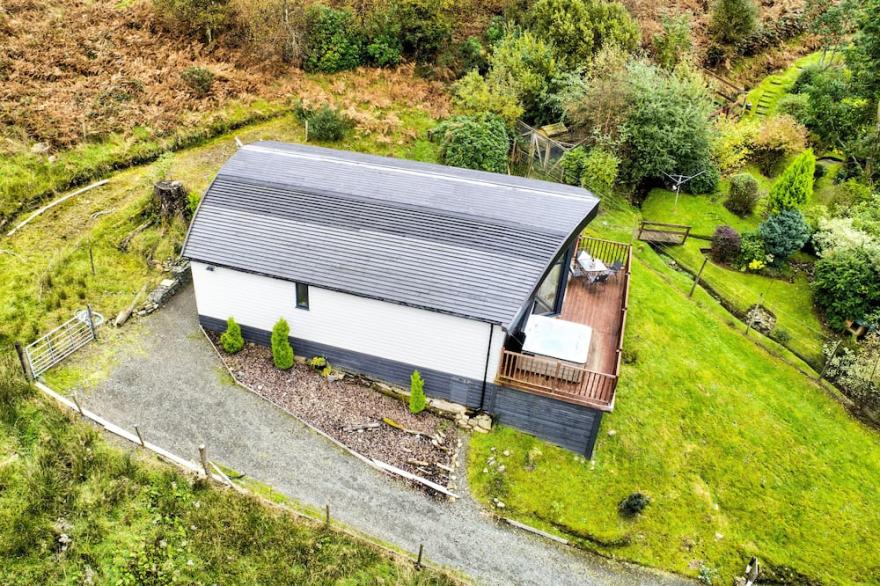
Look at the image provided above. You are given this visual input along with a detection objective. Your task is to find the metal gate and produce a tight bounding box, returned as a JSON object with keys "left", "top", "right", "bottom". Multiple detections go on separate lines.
{"left": 23, "top": 307, "right": 103, "bottom": 378}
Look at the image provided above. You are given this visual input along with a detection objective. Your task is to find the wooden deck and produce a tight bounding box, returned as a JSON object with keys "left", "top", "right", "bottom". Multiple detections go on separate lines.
{"left": 496, "top": 237, "right": 631, "bottom": 411}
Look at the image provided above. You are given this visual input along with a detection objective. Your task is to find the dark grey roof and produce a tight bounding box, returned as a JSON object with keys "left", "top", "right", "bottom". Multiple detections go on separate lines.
{"left": 182, "top": 142, "right": 599, "bottom": 326}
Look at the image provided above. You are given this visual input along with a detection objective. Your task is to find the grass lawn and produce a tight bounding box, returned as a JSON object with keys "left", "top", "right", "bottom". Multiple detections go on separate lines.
{"left": 641, "top": 187, "right": 830, "bottom": 367}
{"left": 0, "top": 76, "right": 439, "bottom": 345}
{"left": 0, "top": 382, "right": 459, "bottom": 584}
{"left": 469, "top": 245, "right": 880, "bottom": 584}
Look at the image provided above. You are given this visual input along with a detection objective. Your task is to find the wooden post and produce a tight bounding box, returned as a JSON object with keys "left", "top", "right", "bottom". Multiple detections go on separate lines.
{"left": 13, "top": 342, "right": 31, "bottom": 381}
{"left": 304, "top": 120, "right": 309, "bottom": 142}
{"left": 689, "top": 257, "right": 708, "bottom": 298}
{"left": 135, "top": 425, "right": 146, "bottom": 447}
{"left": 88, "top": 239, "right": 96, "bottom": 277}
{"left": 198, "top": 444, "right": 209, "bottom": 476}
{"left": 72, "top": 392, "right": 84, "bottom": 415}
{"left": 86, "top": 304, "right": 98, "bottom": 341}
{"left": 818, "top": 339, "right": 843, "bottom": 381}
{"left": 324, "top": 503, "right": 331, "bottom": 527}
{"left": 416, "top": 543, "right": 424, "bottom": 570}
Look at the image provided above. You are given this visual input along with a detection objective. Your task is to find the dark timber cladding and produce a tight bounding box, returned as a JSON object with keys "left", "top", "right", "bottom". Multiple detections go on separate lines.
{"left": 182, "top": 142, "right": 600, "bottom": 327}
{"left": 200, "top": 315, "right": 604, "bottom": 455}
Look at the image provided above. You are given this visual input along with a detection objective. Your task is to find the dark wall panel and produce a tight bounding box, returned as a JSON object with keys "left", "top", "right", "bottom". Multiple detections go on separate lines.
{"left": 201, "top": 315, "right": 602, "bottom": 456}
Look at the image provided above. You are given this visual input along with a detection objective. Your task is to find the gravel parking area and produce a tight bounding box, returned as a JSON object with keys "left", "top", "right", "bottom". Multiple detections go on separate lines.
{"left": 74, "top": 284, "right": 690, "bottom": 586}
{"left": 215, "top": 337, "right": 458, "bottom": 489}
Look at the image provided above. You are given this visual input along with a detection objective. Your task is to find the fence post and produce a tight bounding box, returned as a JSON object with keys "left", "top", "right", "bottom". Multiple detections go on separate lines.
{"left": 135, "top": 424, "right": 146, "bottom": 447}
{"left": 13, "top": 342, "right": 31, "bottom": 382}
{"left": 325, "top": 503, "right": 331, "bottom": 527}
{"left": 86, "top": 305, "right": 98, "bottom": 341}
{"left": 198, "top": 444, "right": 209, "bottom": 476}
{"left": 818, "top": 339, "right": 843, "bottom": 381}
{"left": 689, "top": 257, "right": 709, "bottom": 298}
{"left": 416, "top": 543, "right": 424, "bottom": 570}
{"left": 72, "top": 392, "right": 84, "bottom": 415}
{"left": 88, "top": 239, "right": 96, "bottom": 277}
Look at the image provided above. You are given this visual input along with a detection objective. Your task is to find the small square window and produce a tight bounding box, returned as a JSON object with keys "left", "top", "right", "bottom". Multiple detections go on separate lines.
{"left": 296, "top": 283, "right": 309, "bottom": 309}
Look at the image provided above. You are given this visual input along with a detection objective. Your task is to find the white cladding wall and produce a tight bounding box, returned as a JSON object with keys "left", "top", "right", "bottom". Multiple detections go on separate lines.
{"left": 192, "top": 262, "right": 505, "bottom": 381}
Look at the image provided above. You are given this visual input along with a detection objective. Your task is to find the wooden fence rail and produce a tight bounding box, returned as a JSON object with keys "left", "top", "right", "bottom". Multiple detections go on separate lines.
{"left": 636, "top": 221, "right": 692, "bottom": 245}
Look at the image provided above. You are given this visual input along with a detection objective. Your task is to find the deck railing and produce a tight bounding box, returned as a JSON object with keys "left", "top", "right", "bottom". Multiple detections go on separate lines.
{"left": 496, "top": 237, "right": 632, "bottom": 411}
{"left": 497, "top": 350, "right": 617, "bottom": 409}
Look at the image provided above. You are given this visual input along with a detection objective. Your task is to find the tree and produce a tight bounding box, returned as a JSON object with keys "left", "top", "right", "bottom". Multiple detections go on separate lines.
{"left": 847, "top": 0, "right": 880, "bottom": 102}
{"left": 483, "top": 29, "right": 559, "bottom": 125}
{"left": 393, "top": 0, "right": 451, "bottom": 64}
{"left": 797, "top": 67, "right": 873, "bottom": 152}
{"left": 434, "top": 114, "right": 510, "bottom": 173}
{"left": 805, "top": 0, "right": 857, "bottom": 64}
{"left": 527, "top": 0, "right": 638, "bottom": 69}
{"left": 580, "top": 148, "right": 620, "bottom": 196}
{"left": 409, "top": 370, "right": 426, "bottom": 414}
{"left": 303, "top": 4, "right": 364, "bottom": 73}
{"left": 155, "top": 0, "right": 231, "bottom": 44}
{"left": 220, "top": 317, "right": 244, "bottom": 353}
{"left": 724, "top": 173, "right": 761, "bottom": 216}
{"left": 766, "top": 150, "right": 816, "bottom": 213}
{"left": 750, "top": 115, "right": 808, "bottom": 175}
{"left": 709, "top": 0, "right": 757, "bottom": 45}
{"left": 813, "top": 245, "right": 880, "bottom": 329}
{"left": 452, "top": 70, "right": 523, "bottom": 126}
{"left": 652, "top": 13, "right": 692, "bottom": 70}
{"left": 758, "top": 210, "right": 811, "bottom": 264}
{"left": 271, "top": 318, "right": 294, "bottom": 369}
{"left": 619, "top": 61, "right": 719, "bottom": 193}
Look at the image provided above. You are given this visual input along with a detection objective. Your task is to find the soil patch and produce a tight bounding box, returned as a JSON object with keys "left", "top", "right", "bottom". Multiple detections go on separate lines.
{"left": 213, "top": 337, "right": 458, "bottom": 490}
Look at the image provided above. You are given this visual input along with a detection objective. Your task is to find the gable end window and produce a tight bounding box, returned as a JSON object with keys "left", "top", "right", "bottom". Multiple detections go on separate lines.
{"left": 296, "top": 283, "right": 309, "bottom": 310}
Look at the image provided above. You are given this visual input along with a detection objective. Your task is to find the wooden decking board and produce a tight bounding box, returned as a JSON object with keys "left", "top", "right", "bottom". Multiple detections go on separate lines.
{"left": 560, "top": 273, "right": 625, "bottom": 375}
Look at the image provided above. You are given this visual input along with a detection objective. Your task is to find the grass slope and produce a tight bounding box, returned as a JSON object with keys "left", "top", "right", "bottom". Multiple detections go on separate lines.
{"left": 0, "top": 387, "right": 458, "bottom": 584}
{"left": 0, "top": 70, "right": 440, "bottom": 345}
{"left": 641, "top": 187, "right": 829, "bottom": 367}
{"left": 469, "top": 245, "right": 880, "bottom": 583}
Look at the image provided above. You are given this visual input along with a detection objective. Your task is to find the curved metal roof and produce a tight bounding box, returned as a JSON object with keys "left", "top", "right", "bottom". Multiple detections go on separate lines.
{"left": 182, "top": 142, "right": 599, "bottom": 326}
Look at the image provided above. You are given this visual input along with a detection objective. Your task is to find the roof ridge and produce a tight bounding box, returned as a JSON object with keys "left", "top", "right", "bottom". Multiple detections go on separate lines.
{"left": 240, "top": 143, "right": 596, "bottom": 203}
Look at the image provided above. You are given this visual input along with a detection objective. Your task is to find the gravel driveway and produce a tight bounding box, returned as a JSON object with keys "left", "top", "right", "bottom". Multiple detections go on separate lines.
{"left": 79, "top": 284, "right": 689, "bottom": 586}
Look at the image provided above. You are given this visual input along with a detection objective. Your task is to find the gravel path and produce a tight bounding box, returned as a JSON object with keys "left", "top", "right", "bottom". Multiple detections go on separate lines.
{"left": 79, "top": 284, "right": 690, "bottom": 586}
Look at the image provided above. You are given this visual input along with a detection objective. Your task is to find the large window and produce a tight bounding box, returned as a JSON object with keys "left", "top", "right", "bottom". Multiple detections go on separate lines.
{"left": 296, "top": 283, "right": 309, "bottom": 310}
{"left": 533, "top": 257, "right": 564, "bottom": 315}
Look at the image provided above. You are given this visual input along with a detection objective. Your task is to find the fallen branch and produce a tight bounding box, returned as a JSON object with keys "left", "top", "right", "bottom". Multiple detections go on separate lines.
{"left": 343, "top": 422, "right": 380, "bottom": 433}
{"left": 406, "top": 458, "right": 430, "bottom": 467}
{"left": 89, "top": 208, "right": 114, "bottom": 221}
{"left": 6, "top": 179, "right": 109, "bottom": 237}
{"left": 382, "top": 417, "right": 428, "bottom": 438}
{"left": 115, "top": 284, "right": 147, "bottom": 327}
{"left": 117, "top": 220, "right": 153, "bottom": 251}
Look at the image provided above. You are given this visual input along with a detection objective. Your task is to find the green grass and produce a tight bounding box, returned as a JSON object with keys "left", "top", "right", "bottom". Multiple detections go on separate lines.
{"left": 0, "top": 383, "right": 460, "bottom": 584}
{"left": 469, "top": 245, "right": 880, "bottom": 584}
{"left": 743, "top": 52, "right": 824, "bottom": 119}
{"left": 0, "top": 101, "right": 439, "bottom": 347}
{"left": 640, "top": 186, "right": 830, "bottom": 367}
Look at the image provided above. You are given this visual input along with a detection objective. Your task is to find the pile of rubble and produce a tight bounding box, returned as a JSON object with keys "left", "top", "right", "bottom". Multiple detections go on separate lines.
{"left": 137, "top": 259, "right": 191, "bottom": 317}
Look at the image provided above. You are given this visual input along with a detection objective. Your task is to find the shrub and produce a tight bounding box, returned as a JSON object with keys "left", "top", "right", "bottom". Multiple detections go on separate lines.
{"left": 739, "top": 231, "right": 767, "bottom": 270}
{"left": 457, "top": 36, "right": 487, "bottom": 75}
{"left": 180, "top": 66, "right": 214, "bottom": 97}
{"left": 777, "top": 93, "right": 810, "bottom": 122}
{"left": 303, "top": 4, "right": 363, "bottom": 73}
{"left": 452, "top": 70, "right": 523, "bottom": 126}
{"left": 821, "top": 335, "right": 880, "bottom": 412}
{"left": 394, "top": 0, "right": 451, "bottom": 64}
{"left": 187, "top": 191, "right": 201, "bottom": 217}
{"left": 219, "top": 317, "right": 244, "bottom": 354}
{"left": 812, "top": 217, "right": 875, "bottom": 257}
{"left": 709, "top": 0, "right": 757, "bottom": 45}
{"left": 271, "top": 318, "right": 294, "bottom": 370}
{"left": 724, "top": 173, "right": 760, "bottom": 216}
{"left": 364, "top": 6, "right": 403, "bottom": 67}
{"left": 299, "top": 104, "right": 353, "bottom": 142}
{"left": 580, "top": 148, "right": 620, "bottom": 196}
{"left": 713, "top": 117, "right": 754, "bottom": 173}
{"left": 560, "top": 148, "right": 589, "bottom": 185}
{"left": 155, "top": 0, "right": 231, "bottom": 43}
{"left": 308, "top": 356, "right": 332, "bottom": 377}
{"left": 767, "top": 149, "right": 816, "bottom": 213}
{"left": 652, "top": 13, "right": 692, "bottom": 70}
{"left": 618, "top": 492, "right": 650, "bottom": 517}
{"left": 527, "top": 0, "right": 638, "bottom": 69}
{"left": 759, "top": 210, "right": 811, "bottom": 264}
{"left": 773, "top": 328, "right": 792, "bottom": 344}
{"left": 813, "top": 246, "right": 880, "bottom": 329}
{"left": 750, "top": 115, "right": 808, "bottom": 175}
{"left": 409, "top": 370, "right": 426, "bottom": 414}
{"left": 434, "top": 114, "right": 510, "bottom": 173}
{"left": 711, "top": 225, "right": 742, "bottom": 264}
